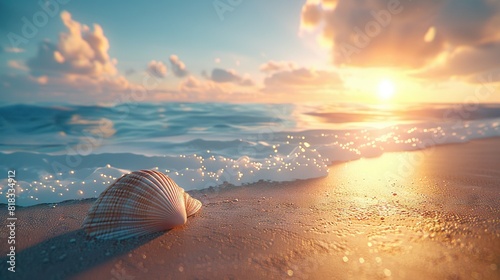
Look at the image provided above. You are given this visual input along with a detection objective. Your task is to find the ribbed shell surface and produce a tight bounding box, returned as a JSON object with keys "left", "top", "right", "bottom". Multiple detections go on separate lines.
{"left": 82, "top": 170, "right": 201, "bottom": 240}
{"left": 184, "top": 192, "right": 202, "bottom": 216}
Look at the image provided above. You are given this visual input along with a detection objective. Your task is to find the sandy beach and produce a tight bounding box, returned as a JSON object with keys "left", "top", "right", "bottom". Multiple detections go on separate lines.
{"left": 3, "top": 0, "right": 500, "bottom": 279}
{"left": 1, "top": 138, "right": 499, "bottom": 280}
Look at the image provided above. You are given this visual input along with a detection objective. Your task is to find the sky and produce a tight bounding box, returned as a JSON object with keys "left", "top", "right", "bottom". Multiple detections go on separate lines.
{"left": 0, "top": 0, "right": 499, "bottom": 105}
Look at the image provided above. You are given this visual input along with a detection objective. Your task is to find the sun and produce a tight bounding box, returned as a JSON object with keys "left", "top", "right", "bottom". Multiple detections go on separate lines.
{"left": 377, "top": 79, "right": 395, "bottom": 100}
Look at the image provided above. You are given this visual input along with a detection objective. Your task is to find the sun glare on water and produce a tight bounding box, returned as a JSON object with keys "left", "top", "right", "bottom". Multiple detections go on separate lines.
{"left": 377, "top": 79, "right": 395, "bottom": 100}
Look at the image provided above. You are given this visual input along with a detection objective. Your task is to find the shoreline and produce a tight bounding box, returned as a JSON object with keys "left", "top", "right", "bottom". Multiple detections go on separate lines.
{"left": 1, "top": 138, "right": 499, "bottom": 279}
{"left": 4, "top": 136, "right": 500, "bottom": 209}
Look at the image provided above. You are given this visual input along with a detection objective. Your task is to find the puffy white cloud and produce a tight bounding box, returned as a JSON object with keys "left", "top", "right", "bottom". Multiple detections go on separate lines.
{"left": 27, "top": 11, "right": 118, "bottom": 77}
{"left": 169, "top": 55, "right": 188, "bottom": 77}
{"left": 2, "top": 11, "right": 141, "bottom": 103}
{"left": 300, "top": 0, "right": 500, "bottom": 82}
{"left": 147, "top": 60, "right": 167, "bottom": 78}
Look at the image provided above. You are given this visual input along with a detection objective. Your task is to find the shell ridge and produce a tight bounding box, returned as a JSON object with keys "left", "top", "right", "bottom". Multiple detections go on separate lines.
{"left": 184, "top": 192, "right": 202, "bottom": 217}
{"left": 110, "top": 172, "right": 177, "bottom": 218}
{"left": 146, "top": 170, "right": 186, "bottom": 220}
{"left": 137, "top": 170, "right": 184, "bottom": 217}
{"left": 82, "top": 169, "right": 200, "bottom": 240}
{"left": 83, "top": 177, "right": 168, "bottom": 225}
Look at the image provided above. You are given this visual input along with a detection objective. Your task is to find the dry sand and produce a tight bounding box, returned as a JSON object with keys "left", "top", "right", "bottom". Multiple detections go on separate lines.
{"left": 1, "top": 138, "right": 500, "bottom": 279}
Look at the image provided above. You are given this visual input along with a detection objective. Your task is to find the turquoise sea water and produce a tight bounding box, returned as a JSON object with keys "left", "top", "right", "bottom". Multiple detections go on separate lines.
{"left": 1, "top": 102, "right": 499, "bottom": 206}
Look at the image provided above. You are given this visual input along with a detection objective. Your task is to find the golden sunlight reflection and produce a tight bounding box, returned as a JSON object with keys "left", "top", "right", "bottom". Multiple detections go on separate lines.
{"left": 377, "top": 79, "right": 395, "bottom": 101}
{"left": 332, "top": 152, "right": 425, "bottom": 209}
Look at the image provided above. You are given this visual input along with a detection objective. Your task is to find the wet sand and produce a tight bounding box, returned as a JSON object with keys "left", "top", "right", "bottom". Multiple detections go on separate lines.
{"left": 1, "top": 138, "right": 499, "bottom": 279}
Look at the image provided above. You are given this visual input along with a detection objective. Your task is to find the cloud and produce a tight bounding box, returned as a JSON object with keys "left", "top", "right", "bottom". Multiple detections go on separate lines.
{"left": 180, "top": 76, "right": 200, "bottom": 90}
{"left": 435, "top": 0, "right": 500, "bottom": 45}
{"left": 1, "top": 11, "right": 140, "bottom": 103}
{"left": 179, "top": 75, "right": 224, "bottom": 95}
{"left": 0, "top": 73, "right": 136, "bottom": 104}
{"left": 415, "top": 41, "right": 500, "bottom": 82}
{"left": 172, "top": 75, "right": 262, "bottom": 103}
{"left": 27, "top": 11, "right": 118, "bottom": 77}
{"left": 260, "top": 60, "right": 297, "bottom": 73}
{"left": 169, "top": 55, "right": 188, "bottom": 77}
{"left": 210, "top": 68, "right": 254, "bottom": 86}
{"left": 124, "top": 68, "right": 136, "bottom": 76}
{"left": 211, "top": 68, "right": 239, "bottom": 83}
{"left": 2, "top": 47, "right": 25, "bottom": 54}
{"left": 263, "top": 66, "right": 343, "bottom": 93}
{"left": 300, "top": 0, "right": 500, "bottom": 80}
{"left": 7, "top": 60, "right": 28, "bottom": 71}
{"left": 301, "top": 1, "right": 323, "bottom": 29}
{"left": 147, "top": 60, "right": 167, "bottom": 78}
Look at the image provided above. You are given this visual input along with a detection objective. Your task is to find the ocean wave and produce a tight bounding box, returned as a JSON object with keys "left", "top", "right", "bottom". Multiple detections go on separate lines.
{"left": 1, "top": 102, "right": 500, "bottom": 206}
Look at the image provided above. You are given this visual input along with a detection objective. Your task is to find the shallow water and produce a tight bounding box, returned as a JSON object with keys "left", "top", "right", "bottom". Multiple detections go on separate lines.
{"left": 1, "top": 102, "right": 499, "bottom": 206}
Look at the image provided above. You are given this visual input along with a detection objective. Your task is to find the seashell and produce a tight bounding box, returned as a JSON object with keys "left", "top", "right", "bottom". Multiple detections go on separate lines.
{"left": 82, "top": 170, "right": 202, "bottom": 240}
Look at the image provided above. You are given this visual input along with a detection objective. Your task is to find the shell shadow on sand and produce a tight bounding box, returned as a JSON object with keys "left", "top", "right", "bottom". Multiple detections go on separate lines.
{"left": 0, "top": 228, "right": 165, "bottom": 280}
{"left": 0, "top": 169, "right": 202, "bottom": 280}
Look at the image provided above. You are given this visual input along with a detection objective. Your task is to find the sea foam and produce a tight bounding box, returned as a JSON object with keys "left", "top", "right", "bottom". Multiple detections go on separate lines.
{"left": 1, "top": 103, "right": 499, "bottom": 206}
